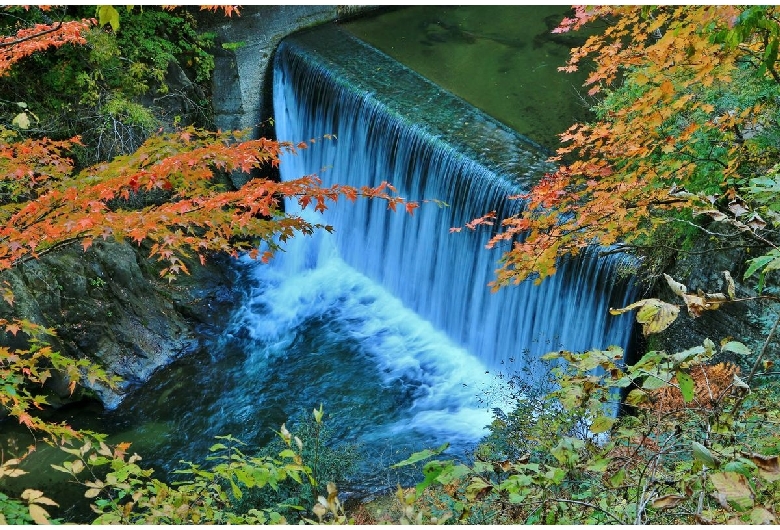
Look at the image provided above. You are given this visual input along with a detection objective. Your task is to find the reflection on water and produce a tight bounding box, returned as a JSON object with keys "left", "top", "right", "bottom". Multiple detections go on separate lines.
{"left": 342, "top": 5, "right": 591, "bottom": 150}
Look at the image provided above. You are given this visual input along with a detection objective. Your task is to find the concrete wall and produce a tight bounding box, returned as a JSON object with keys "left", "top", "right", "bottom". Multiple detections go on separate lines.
{"left": 204, "top": 6, "right": 378, "bottom": 139}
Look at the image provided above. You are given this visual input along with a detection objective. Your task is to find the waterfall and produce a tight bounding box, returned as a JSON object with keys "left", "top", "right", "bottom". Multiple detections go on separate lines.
{"left": 78, "top": 24, "right": 638, "bottom": 478}
{"left": 269, "top": 25, "right": 637, "bottom": 375}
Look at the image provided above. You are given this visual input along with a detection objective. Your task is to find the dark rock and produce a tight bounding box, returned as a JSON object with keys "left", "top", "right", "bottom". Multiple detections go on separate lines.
{"left": 645, "top": 222, "right": 780, "bottom": 367}
{"left": 0, "top": 240, "right": 241, "bottom": 409}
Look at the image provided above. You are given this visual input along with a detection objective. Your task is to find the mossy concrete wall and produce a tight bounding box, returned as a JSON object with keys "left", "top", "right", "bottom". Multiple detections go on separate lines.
{"left": 204, "top": 6, "right": 378, "bottom": 138}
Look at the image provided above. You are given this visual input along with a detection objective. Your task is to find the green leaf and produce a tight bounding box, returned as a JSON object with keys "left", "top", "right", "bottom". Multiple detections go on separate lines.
{"left": 278, "top": 449, "right": 297, "bottom": 459}
{"left": 229, "top": 478, "right": 243, "bottom": 499}
{"left": 724, "top": 460, "right": 755, "bottom": 476}
{"left": 416, "top": 461, "right": 447, "bottom": 496}
{"left": 608, "top": 468, "right": 626, "bottom": 487}
{"left": 744, "top": 252, "right": 780, "bottom": 280}
{"left": 625, "top": 388, "right": 649, "bottom": 406}
{"left": 544, "top": 466, "right": 566, "bottom": 485}
{"left": 641, "top": 370, "right": 673, "bottom": 390}
{"left": 589, "top": 416, "right": 615, "bottom": 434}
{"left": 97, "top": 6, "right": 120, "bottom": 31}
{"left": 438, "top": 463, "right": 471, "bottom": 484}
{"left": 721, "top": 341, "right": 751, "bottom": 356}
{"left": 392, "top": 443, "right": 449, "bottom": 468}
{"left": 586, "top": 457, "right": 612, "bottom": 472}
{"left": 671, "top": 345, "right": 706, "bottom": 363}
{"left": 692, "top": 441, "right": 717, "bottom": 468}
{"left": 676, "top": 370, "right": 695, "bottom": 403}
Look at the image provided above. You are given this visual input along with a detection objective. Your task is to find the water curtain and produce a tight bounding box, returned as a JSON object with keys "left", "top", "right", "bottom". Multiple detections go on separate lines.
{"left": 271, "top": 24, "right": 636, "bottom": 377}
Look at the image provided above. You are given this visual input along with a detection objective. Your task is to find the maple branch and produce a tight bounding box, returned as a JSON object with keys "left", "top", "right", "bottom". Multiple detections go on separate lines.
{"left": 599, "top": 242, "right": 754, "bottom": 257}
{"left": 0, "top": 13, "right": 67, "bottom": 50}
{"left": 670, "top": 217, "right": 780, "bottom": 252}
{"left": 676, "top": 151, "right": 729, "bottom": 170}
{"left": 737, "top": 42, "right": 780, "bottom": 85}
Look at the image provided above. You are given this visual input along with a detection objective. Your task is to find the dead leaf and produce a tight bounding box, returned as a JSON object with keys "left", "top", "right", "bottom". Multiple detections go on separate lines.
{"left": 28, "top": 504, "right": 51, "bottom": 525}
{"left": 746, "top": 212, "right": 767, "bottom": 231}
{"left": 664, "top": 273, "right": 687, "bottom": 297}
{"left": 748, "top": 506, "right": 776, "bottom": 524}
{"left": 710, "top": 471, "right": 754, "bottom": 510}
{"left": 728, "top": 197, "right": 749, "bottom": 217}
{"left": 611, "top": 298, "right": 680, "bottom": 335}
{"left": 652, "top": 494, "right": 686, "bottom": 509}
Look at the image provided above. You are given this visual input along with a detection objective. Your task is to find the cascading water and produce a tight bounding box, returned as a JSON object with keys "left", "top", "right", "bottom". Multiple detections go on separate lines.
{"left": 266, "top": 25, "right": 636, "bottom": 378}
{"left": 33, "top": 23, "right": 636, "bottom": 486}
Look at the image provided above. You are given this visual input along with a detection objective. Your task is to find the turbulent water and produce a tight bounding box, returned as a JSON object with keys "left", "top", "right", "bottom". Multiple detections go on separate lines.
{"left": 270, "top": 26, "right": 636, "bottom": 380}
{"left": 87, "top": 25, "right": 637, "bottom": 479}
{"left": 98, "top": 24, "right": 638, "bottom": 473}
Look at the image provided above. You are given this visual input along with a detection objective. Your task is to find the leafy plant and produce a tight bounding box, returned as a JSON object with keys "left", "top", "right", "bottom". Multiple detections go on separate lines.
{"left": 456, "top": 6, "right": 780, "bottom": 293}
{"left": 47, "top": 431, "right": 315, "bottom": 524}
{"left": 397, "top": 270, "right": 780, "bottom": 525}
{"left": 233, "top": 405, "right": 361, "bottom": 524}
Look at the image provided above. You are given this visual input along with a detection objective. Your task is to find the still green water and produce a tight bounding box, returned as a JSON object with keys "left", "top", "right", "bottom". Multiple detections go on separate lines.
{"left": 342, "top": 5, "right": 591, "bottom": 151}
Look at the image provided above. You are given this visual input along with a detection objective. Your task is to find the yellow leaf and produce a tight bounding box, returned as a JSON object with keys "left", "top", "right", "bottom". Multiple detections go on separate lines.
{"left": 710, "top": 471, "right": 754, "bottom": 511}
{"left": 28, "top": 504, "right": 50, "bottom": 525}
{"left": 70, "top": 459, "right": 84, "bottom": 475}
{"left": 610, "top": 298, "right": 680, "bottom": 335}
{"left": 12, "top": 112, "right": 30, "bottom": 129}
{"left": 84, "top": 488, "right": 102, "bottom": 499}
{"left": 33, "top": 495, "right": 58, "bottom": 507}
{"left": 21, "top": 489, "right": 43, "bottom": 502}
{"left": 724, "top": 270, "right": 736, "bottom": 299}
{"left": 96, "top": 5, "right": 120, "bottom": 31}
{"left": 589, "top": 416, "right": 615, "bottom": 434}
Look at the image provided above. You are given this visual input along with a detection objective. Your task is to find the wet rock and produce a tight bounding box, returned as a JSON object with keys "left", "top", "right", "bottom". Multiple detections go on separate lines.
{"left": 0, "top": 240, "right": 240, "bottom": 409}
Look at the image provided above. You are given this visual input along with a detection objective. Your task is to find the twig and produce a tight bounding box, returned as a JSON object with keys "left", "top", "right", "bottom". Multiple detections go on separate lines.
{"left": 747, "top": 311, "right": 780, "bottom": 384}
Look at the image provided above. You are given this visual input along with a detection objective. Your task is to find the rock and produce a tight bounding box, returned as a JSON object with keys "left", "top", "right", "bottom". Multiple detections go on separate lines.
{"left": 0, "top": 240, "right": 241, "bottom": 409}
{"left": 644, "top": 222, "right": 780, "bottom": 367}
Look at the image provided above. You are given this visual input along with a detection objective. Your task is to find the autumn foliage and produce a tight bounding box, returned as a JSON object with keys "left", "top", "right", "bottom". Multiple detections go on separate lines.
{"left": 0, "top": 17, "right": 90, "bottom": 77}
{"left": 464, "top": 6, "right": 780, "bottom": 290}
{"left": 0, "top": 6, "right": 426, "bottom": 523}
